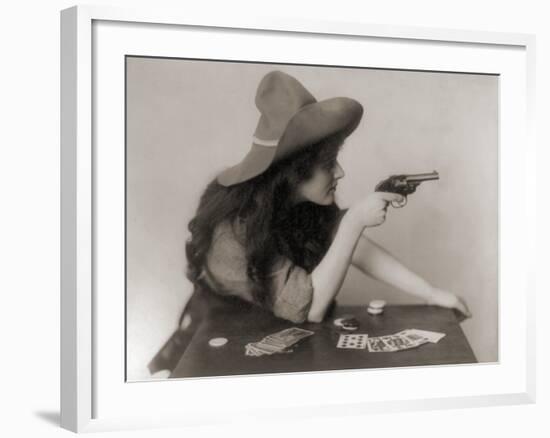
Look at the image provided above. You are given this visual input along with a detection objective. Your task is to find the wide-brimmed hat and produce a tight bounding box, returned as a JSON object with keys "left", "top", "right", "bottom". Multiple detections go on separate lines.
{"left": 216, "top": 71, "right": 364, "bottom": 187}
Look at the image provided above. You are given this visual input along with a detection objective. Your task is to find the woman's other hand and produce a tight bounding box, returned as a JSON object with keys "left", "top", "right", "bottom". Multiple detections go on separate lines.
{"left": 349, "top": 192, "right": 405, "bottom": 228}
{"left": 426, "top": 288, "right": 472, "bottom": 319}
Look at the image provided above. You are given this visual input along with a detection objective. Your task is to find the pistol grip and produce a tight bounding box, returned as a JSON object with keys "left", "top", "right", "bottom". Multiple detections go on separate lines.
{"left": 391, "top": 197, "right": 407, "bottom": 208}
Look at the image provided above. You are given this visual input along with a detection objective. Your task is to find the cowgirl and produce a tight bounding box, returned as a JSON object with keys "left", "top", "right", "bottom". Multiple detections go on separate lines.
{"left": 185, "top": 71, "right": 471, "bottom": 324}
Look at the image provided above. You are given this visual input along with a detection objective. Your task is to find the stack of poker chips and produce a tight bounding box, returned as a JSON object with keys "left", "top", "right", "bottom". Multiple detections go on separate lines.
{"left": 367, "top": 299, "right": 386, "bottom": 315}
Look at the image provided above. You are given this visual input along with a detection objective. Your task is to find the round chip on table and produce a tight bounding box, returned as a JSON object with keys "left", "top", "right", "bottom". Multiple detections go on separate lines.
{"left": 368, "top": 299, "right": 387, "bottom": 310}
{"left": 208, "top": 337, "right": 228, "bottom": 347}
{"left": 333, "top": 314, "right": 355, "bottom": 327}
{"left": 341, "top": 318, "right": 360, "bottom": 331}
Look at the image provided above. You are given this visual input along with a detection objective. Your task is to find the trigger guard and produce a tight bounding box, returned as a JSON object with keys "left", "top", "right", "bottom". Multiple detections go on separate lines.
{"left": 391, "top": 197, "right": 407, "bottom": 208}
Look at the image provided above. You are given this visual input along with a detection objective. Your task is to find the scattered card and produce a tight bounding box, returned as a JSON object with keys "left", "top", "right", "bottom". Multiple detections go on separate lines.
{"left": 407, "top": 329, "right": 446, "bottom": 343}
{"left": 367, "top": 337, "right": 393, "bottom": 352}
{"left": 365, "top": 328, "right": 445, "bottom": 352}
{"left": 337, "top": 334, "right": 368, "bottom": 349}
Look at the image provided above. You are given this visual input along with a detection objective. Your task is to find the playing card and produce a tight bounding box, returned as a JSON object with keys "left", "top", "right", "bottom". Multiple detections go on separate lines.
{"left": 407, "top": 329, "right": 446, "bottom": 343}
{"left": 367, "top": 337, "right": 393, "bottom": 352}
{"left": 249, "top": 342, "right": 277, "bottom": 355}
{"left": 337, "top": 334, "right": 368, "bottom": 349}
{"left": 245, "top": 344, "right": 261, "bottom": 356}
{"left": 365, "top": 328, "right": 443, "bottom": 353}
{"left": 396, "top": 329, "right": 430, "bottom": 345}
{"left": 381, "top": 334, "right": 414, "bottom": 350}
{"left": 267, "top": 327, "right": 315, "bottom": 347}
{"left": 378, "top": 336, "right": 400, "bottom": 351}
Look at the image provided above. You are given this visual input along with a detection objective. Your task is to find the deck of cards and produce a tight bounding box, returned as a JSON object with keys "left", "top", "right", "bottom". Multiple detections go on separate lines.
{"left": 245, "top": 327, "right": 315, "bottom": 356}
{"left": 336, "top": 329, "right": 446, "bottom": 352}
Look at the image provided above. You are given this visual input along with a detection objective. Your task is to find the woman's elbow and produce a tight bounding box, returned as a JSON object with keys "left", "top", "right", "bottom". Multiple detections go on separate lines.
{"left": 307, "top": 308, "right": 325, "bottom": 323}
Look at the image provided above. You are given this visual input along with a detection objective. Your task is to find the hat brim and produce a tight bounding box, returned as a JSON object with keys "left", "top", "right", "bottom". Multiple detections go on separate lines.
{"left": 217, "top": 97, "right": 363, "bottom": 186}
{"left": 275, "top": 97, "right": 363, "bottom": 162}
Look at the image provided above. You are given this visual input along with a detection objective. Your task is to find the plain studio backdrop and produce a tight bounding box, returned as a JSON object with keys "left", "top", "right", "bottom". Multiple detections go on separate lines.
{"left": 125, "top": 58, "right": 498, "bottom": 380}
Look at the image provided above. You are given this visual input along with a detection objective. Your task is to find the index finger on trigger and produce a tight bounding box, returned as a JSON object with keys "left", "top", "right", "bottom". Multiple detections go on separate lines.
{"left": 378, "top": 192, "right": 405, "bottom": 203}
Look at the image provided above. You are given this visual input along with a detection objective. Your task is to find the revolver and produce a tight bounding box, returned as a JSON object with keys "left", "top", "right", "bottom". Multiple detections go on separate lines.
{"left": 375, "top": 171, "right": 439, "bottom": 208}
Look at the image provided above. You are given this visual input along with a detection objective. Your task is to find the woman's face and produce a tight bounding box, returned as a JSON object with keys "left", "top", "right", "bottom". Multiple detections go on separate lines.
{"left": 295, "top": 159, "right": 345, "bottom": 206}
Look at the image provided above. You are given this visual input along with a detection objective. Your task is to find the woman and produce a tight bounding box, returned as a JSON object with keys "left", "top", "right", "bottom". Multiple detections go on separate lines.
{"left": 185, "top": 70, "right": 471, "bottom": 324}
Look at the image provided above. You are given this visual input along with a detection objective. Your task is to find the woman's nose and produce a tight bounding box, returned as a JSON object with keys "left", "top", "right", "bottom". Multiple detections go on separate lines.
{"left": 333, "top": 161, "right": 345, "bottom": 179}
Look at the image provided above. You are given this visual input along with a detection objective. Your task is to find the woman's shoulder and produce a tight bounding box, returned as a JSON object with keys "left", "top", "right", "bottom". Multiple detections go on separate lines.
{"left": 203, "top": 219, "right": 250, "bottom": 297}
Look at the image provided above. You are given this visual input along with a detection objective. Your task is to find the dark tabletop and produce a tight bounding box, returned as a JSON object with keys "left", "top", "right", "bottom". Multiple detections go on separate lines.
{"left": 171, "top": 304, "right": 476, "bottom": 379}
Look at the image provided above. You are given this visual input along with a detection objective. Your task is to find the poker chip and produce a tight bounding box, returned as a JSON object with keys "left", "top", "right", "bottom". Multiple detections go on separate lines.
{"left": 368, "top": 300, "right": 386, "bottom": 310}
{"left": 208, "top": 337, "right": 228, "bottom": 347}
{"left": 367, "top": 299, "right": 386, "bottom": 315}
{"left": 333, "top": 314, "right": 354, "bottom": 327}
{"left": 341, "top": 318, "right": 360, "bottom": 331}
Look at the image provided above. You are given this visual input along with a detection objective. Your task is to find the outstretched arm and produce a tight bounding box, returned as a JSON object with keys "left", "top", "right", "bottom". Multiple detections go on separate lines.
{"left": 351, "top": 234, "right": 471, "bottom": 317}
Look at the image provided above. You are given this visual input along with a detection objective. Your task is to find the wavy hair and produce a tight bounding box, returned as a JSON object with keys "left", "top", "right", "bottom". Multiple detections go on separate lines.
{"left": 186, "top": 134, "right": 345, "bottom": 305}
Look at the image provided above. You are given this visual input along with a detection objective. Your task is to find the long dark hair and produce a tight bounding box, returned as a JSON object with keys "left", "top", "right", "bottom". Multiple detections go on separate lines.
{"left": 186, "top": 134, "right": 345, "bottom": 305}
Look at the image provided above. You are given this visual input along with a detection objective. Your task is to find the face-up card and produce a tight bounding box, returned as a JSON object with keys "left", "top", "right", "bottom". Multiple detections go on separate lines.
{"left": 337, "top": 334, "right": 368, "bottom": 349}
{"left": 395, "top": 329, "right": 430, "bottom": 345}
{"left": 407, "top": 329, "right": 446, "bottom": 343}
{"left": 381, "top": 335, "right": 413, "bottom": 350}
{"left": 367, "top": 336, "right": 400, "bottom": 352}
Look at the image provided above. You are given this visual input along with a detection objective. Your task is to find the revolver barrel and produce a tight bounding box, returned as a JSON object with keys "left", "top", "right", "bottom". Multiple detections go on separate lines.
{"left": 404, "top": 171, "right": 439, "bottom": 182}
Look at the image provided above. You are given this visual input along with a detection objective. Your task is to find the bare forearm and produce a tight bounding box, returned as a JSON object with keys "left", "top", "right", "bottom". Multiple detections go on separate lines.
{"left": 353, "top": 235, "right": 434, "bottom": 300}
{"left": 308, "top": 212, "right": 364, "bottom": 322}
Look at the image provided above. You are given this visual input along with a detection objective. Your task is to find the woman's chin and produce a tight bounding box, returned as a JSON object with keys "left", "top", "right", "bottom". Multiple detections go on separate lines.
{"left": 299, "top": 191, "right": 336, "bottom": 206}
{"left": 322, "top": 191, "right": 336, "bottom": 205}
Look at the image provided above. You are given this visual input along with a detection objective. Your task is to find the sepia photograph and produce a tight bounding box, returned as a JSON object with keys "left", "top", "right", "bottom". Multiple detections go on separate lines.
{"left": 125, "top": 57, "right": 498, "bottom": 381}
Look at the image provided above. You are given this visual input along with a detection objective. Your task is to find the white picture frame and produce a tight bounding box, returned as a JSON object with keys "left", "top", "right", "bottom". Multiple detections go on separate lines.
{"left": 60, "top": 4, "right": 536, "bottom": 433}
